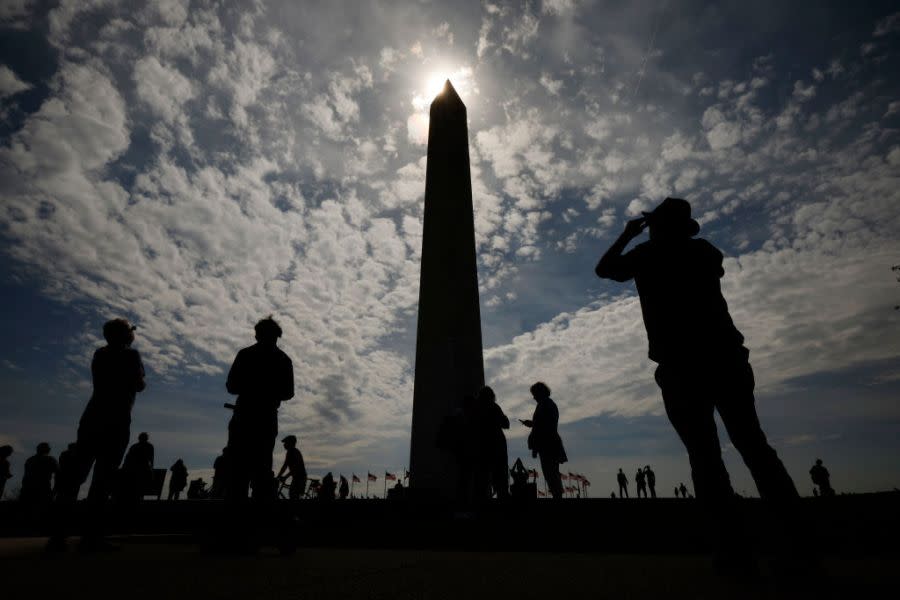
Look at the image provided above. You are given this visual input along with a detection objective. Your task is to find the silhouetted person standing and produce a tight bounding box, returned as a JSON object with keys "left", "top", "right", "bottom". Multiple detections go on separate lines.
{"left": 679, "top": 482, "right": 688, "bottom": 498}
{"left": 339, "top": 475, "right": 349, "bottom": 500}
{"left": 211, "top": 447, "right": 229, "bottom": 499}
{"left": 48, "top": 319, "right": 146, "bottom": 550}
{"left": 319, "top": 472, "right": 336, "bottom": 501}
{"left": 635, "top": 468, "right": 647, "bottom": 498}
{"left": 168, "top": 459, "right": 188, "bottom": 500}
{"left": 79, "top": 319, "right": 145, "bottom": 503}
{"left": 122, "top": 432, "right": 154, "bottom": 502}
{"left": 187, "top": 477, "right": 208, "bottom": 499}
{"left": 522, "top": 382, "right": 567, "bottom": 499}
{"left": 437, "top": 395, "right": 479, "bottom": 503}
{"left": 644, "top": 465, "right": 657, "bottom": 498}
{"left": 0, "top": 445, "right": 12, "bottom": 500}
{"left": 54, "top": 442, "right": 80, "bottom": 501}
{"left": 49, "top": 318, "right": 144, "bottom": 552}
{"left": 809, "top": 459, "right": 834, "bottom": 497}
{"left": 509, "top": 457, "right": 533, "bottom": 499}
{"left": 478, "top": 385, "right": 510, "bottom": 499}
{"left": 20, "top": 442, "right": 57, "bottom": 505}
{"left": 596, "top": 198, "right": 797, "bottom": 508}
{"left": 225, "top": 317, "right": 294, "bottom": 501}
{"left": 617, "top": 468, "right": 629, "bottom": 498}
{"left": 277, "top": 435, "right": 307, "bottom": 501}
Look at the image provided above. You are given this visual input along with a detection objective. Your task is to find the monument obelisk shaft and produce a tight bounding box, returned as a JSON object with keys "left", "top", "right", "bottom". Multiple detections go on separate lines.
{"left": 409, "top": 81, "right": 484, "bottom": 499}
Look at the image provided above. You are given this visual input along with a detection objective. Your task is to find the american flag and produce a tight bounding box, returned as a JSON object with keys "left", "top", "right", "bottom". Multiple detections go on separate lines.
{"left": 367, "top": 472, "right": 377, "bottom": 481}
{"left": 528, "top": 469, "right": 539, "bottom": 479}
{"left": 352, "top": 474, "right": 361, "bottom": 483}
{"left": 560, "top": 473, "right": 568, "bottom": 480}
{"left": 385, "top": 472, "right": 397, "bottom": 481}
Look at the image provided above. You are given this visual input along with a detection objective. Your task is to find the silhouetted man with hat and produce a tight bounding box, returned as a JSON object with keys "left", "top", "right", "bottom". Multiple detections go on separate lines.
{"left": 277, "top": 434, "right": 307, "bottom": 500}
{"left": 597, "top": 197, "right": 798, "bottom": 561}
{"left": 225, "top": 316, "right": 294, "bottom": 501}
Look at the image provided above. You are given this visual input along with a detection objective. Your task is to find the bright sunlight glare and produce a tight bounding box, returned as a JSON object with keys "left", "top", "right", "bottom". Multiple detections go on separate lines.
{"left": 425, "top": 72, "right": 450, "bottom": 100}
{"left": 408, "top": 65, "right": 476, "bottom": 145}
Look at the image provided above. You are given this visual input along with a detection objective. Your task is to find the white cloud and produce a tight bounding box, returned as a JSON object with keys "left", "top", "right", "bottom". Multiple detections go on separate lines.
{"left": 873, "top": 11, "right": 900, "bottom": 37}
{"left": 539, "top": 72, "right": 563, "bottom": 96}
{"left": 0, "top": 0, "right": 31, "bottom": 25}
{"left": 792, "top": 80, "right": 816, "bottom": 102}
{"left": 0, "top": 65, "right": 30, "bottom": 97}
{"left": 134, "top": 56, "right": 194, "bottom": 122}
{"left": 2, "top": 62, "right": 128, "bottom": 175}
{"left": 2, "top": 1, "right": 899, "bottom": 485}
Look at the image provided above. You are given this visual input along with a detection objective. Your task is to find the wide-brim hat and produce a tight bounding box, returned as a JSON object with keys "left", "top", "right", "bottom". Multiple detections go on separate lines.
{"left": 282, "top": 435, "right": 297, "bottom": 444}
{"left": 642, "top": 197, "right": 700, "bottom": 237}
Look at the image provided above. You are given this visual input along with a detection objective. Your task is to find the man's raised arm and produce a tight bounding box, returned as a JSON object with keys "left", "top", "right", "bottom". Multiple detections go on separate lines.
{"left": 594, "top": 217, "right": 647, "bottom": 282}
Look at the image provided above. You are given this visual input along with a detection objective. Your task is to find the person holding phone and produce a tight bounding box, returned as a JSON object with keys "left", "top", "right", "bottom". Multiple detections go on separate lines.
{"left": 520, "top": 382, "right": 567, "bottom": 499}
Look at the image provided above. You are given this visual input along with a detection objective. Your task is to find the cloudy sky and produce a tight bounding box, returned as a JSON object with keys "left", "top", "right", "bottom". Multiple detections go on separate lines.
{"left": 1, "top": 0, "right": 898, "bottom": 499}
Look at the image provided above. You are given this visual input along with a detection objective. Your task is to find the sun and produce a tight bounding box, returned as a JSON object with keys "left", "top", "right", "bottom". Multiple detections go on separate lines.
{"left": 411, "top": 65, "right": 475, "bottom": 114}
{"left": 424, "top": 71, "right": 450, "bottom": 100}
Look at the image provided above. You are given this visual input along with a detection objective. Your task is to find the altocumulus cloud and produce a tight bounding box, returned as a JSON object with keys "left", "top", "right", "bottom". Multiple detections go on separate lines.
{"left": 0, "top": 1, "right": 898, "bottom": 477}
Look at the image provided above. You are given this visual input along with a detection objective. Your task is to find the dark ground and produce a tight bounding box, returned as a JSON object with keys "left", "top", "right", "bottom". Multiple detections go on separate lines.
{"left": 1, "top": 494, "right": 898, "bottom": 599}
{"left": 0, "top": 536, "right": 897, "bottom": 600}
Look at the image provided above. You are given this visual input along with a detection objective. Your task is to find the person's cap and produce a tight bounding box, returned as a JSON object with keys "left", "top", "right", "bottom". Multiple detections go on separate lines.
{"left": 282, "top": 435, "right": 297, "bottom": 444}
{"left": 642, "top": 197, "right": 700, "bottom": 237}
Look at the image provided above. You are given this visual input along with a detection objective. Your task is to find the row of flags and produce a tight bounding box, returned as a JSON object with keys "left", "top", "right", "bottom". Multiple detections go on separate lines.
{"left": 561, "top": 472, "right": 591, "bottom": 486}
{"left": 339, "top": 471, "right": 591, "bottom": 486}
{"left": 349, "top": 471, "right": 409, "bottom": 483}
{"left": 303, "top": 469, "right": 596, "bottom": 500}
{"left": 331, "top": 470, "right": 593, "bottom": 500}
{"left": 536, "top": 485, "right": 584, "bottom": 497}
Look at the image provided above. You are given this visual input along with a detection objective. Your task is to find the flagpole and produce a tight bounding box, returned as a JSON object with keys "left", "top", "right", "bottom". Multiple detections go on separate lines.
{"left": 383, "top": 473, "right": 387, "bottom": 499}
{"left": 366, "top": 475, "right": 369, "bottom": 498}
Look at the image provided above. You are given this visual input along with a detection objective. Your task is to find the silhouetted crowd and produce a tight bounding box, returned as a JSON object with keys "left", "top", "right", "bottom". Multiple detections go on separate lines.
{"left": 0, "top": 198, "right": 844, "bottom": 561}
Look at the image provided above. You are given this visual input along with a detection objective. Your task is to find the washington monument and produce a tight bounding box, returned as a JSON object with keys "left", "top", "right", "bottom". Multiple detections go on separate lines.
{"left": 409, "top": 81, "right": 485, "bottom": 499}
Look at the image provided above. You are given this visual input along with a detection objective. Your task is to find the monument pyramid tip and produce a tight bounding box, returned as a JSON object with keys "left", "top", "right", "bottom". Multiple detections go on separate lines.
{"left": 434, "top": 79, "right": 464, "bottom": 107}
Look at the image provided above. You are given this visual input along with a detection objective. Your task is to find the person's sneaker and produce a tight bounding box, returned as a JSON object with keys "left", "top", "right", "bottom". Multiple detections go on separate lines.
{"left": 44, "top": 536, "right": 67, "bottom": 553}
{"left": 78, "top": 536, "right": 120, "bottom": 553}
